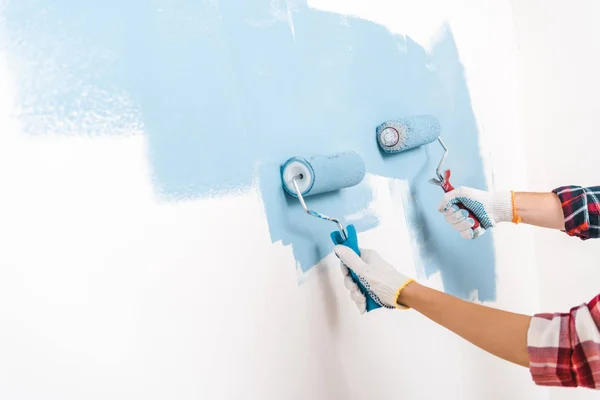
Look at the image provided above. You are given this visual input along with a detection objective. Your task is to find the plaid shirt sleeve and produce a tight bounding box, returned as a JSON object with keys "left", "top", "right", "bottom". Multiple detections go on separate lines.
{"left": 553, "top": 186, "right": 600, "bottom": 239}
{"left": 526, "top": 186, "right": 600, "bottom": 388}
{"left": 528, "top": 295, "right": 600, "bottom": 388}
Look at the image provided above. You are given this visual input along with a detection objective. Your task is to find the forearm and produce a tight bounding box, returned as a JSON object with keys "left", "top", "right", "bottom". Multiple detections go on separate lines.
{"left": 514, "top": 192, "right": 564, "bottom": 230}
{"left": 398, "top": 282, "right": 532, "bottom": 367}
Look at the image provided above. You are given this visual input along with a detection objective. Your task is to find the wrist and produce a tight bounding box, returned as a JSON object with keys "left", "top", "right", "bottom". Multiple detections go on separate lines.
{"left": 491, "top": 191, "right": 513, "bottom": 223}
{"left": 395, "top": 279, "right": 419, "bottom": 309}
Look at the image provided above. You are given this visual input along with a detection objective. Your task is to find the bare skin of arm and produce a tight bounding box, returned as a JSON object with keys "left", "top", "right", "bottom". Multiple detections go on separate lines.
{"left": 405, "top": 191, "right": 564, "bottom": 367}
{"left": 515, "top": 192, "right": 564, "bottom": 230}
{"left": 397, "top": 282, "right": 532, "bottom": 367}
{"left": 379, "top": 191, "right": 563, "bottom": 369}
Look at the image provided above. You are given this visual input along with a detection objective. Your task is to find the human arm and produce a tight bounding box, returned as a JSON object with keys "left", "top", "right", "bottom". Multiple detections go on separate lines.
{"left": 335, "top": 245, "right": 530, "bottom": 365}
{"left": 397, "top": 281, "right": 531, "bottom": 366}
{"left": 335, "top": 245, "right": 600, "bottom": 389}
{"left": 401, "top": 277, "right": 600, "bottom": 387}
{"left": 439, "top": 185, "right": 600, "bottom": 239}
{"left": 512, "top": 192, "right": 563, "bottom": 229}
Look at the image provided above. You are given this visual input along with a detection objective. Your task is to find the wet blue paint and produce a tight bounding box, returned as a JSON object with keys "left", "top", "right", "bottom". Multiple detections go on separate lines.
{"left": 4, "top": 0, "right": 496, "bottom": 300}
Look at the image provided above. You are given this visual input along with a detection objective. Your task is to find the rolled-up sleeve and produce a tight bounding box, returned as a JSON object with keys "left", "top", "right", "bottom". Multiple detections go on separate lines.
{"left": 528, "top": 294, "right": 600, "bottom": 389}
{"left": 553, "top": 186, "right": 600, "bottom": 239}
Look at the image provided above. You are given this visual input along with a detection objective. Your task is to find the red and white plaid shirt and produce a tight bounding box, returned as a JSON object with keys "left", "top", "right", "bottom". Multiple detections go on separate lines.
{"left": 527, "top": 186, "right": 600, "bottom": 389}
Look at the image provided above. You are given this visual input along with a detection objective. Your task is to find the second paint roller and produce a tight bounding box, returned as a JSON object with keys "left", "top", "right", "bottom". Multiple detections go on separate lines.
{"left": 281, "top": 151, "right": 386, "bottom": 312}
{"left": 376, "top": 114, "right": 484, "bottom": 236}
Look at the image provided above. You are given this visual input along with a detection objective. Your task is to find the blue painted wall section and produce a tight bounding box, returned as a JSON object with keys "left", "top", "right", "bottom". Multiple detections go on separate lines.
{"left": 4, "top": 0, "right": 497, "bottom": 300}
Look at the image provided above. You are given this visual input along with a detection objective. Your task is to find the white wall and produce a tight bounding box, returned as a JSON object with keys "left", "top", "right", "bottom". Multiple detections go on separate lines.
{"left": 1, "top": 0, "right": 596, "bottom": 399}
{"left": 512, "top": 1, "right": 600, "bottom": 399}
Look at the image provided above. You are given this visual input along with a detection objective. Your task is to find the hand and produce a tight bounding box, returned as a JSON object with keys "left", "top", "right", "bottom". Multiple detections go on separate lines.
{"left": 438, "top": 187, "right": 513, "bottom": 239}
{"left": 334, "top": 246, "right": 415, "bottom": 313}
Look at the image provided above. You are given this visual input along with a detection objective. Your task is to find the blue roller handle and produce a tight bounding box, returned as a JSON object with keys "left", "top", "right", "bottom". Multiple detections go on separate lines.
{"left": 330, "top": 224, "right": 381, "bottom": 312}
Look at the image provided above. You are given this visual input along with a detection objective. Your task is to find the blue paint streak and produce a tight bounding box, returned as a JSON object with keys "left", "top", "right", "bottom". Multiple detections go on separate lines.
{"left": 5, "top": 0, "right": 497, "bottom": 300}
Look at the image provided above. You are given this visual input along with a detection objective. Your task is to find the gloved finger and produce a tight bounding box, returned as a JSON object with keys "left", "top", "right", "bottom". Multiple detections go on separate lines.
{"left": 350, "top": 288, "right": 366, "bottom": 304}
{"left": 445, "top": 208, "right": 469, "bottom": 224}
{"left": 441, "top": 204, "right": 460, "bottom": 217}
{"left": 356, "top": 299, "right": 366, "bottom": 314}
{"left": 334, "top": 245, "right": 369, "bottom": 276}
{"left": 360, "top": 249, "right": 392, "bottom": 271}
{"left": 449, "top": 216, "right": 476, "bottom": 232}
{"left": 340, "top": 262, "right": 350, "bottom": 277}
{"left": 459, "top": 228, "right": 475, "bottom": 239}
{"left": 472, "top": 227, "right": 487, "bottom": 239}
{"left": 344, "top": 275, "right": 360, "bottom": 292}
{"left": 437, "top": 188, "right": 467, "bottom": 212}
{"left": 343, "top": 276, "right": 366, "bottom": 313}
{"left": 358, "top": 248, "right": 377, "bottom": 264}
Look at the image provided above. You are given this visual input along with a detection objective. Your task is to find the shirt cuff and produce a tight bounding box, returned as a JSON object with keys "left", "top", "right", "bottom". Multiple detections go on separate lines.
{"left": 552, "top": 186, "right": 600, "bottom": 240}
{"left": 528, "top": 296, "right": 600, "bottom": 389}
{"left": 527, "top": 313, "right": 578, "bottom": 387}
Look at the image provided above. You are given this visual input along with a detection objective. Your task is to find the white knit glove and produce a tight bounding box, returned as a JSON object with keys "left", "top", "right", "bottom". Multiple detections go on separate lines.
{"left": 334, "top": 246, "right": 415, "bottom": 313}
{"left": 438, "top": 187, "right": 513, "bottom": 239}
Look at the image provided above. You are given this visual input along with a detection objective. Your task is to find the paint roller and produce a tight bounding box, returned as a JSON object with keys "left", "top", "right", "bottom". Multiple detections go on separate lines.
{"left": 376, "top": 114, "right": 484, "bottom": 236}
{"left": 280, "top": 151, "right": 385, "bottom": 312}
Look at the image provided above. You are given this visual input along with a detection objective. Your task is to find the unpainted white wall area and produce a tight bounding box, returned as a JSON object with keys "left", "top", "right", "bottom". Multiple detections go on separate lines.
{"left": 512, "top": 1, "right": 600, "bottom": 399}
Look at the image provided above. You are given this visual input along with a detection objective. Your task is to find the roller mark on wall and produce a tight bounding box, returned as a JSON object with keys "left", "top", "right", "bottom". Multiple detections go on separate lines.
{"left": 3, "top": 0, "right": 496, "bottom": 300}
